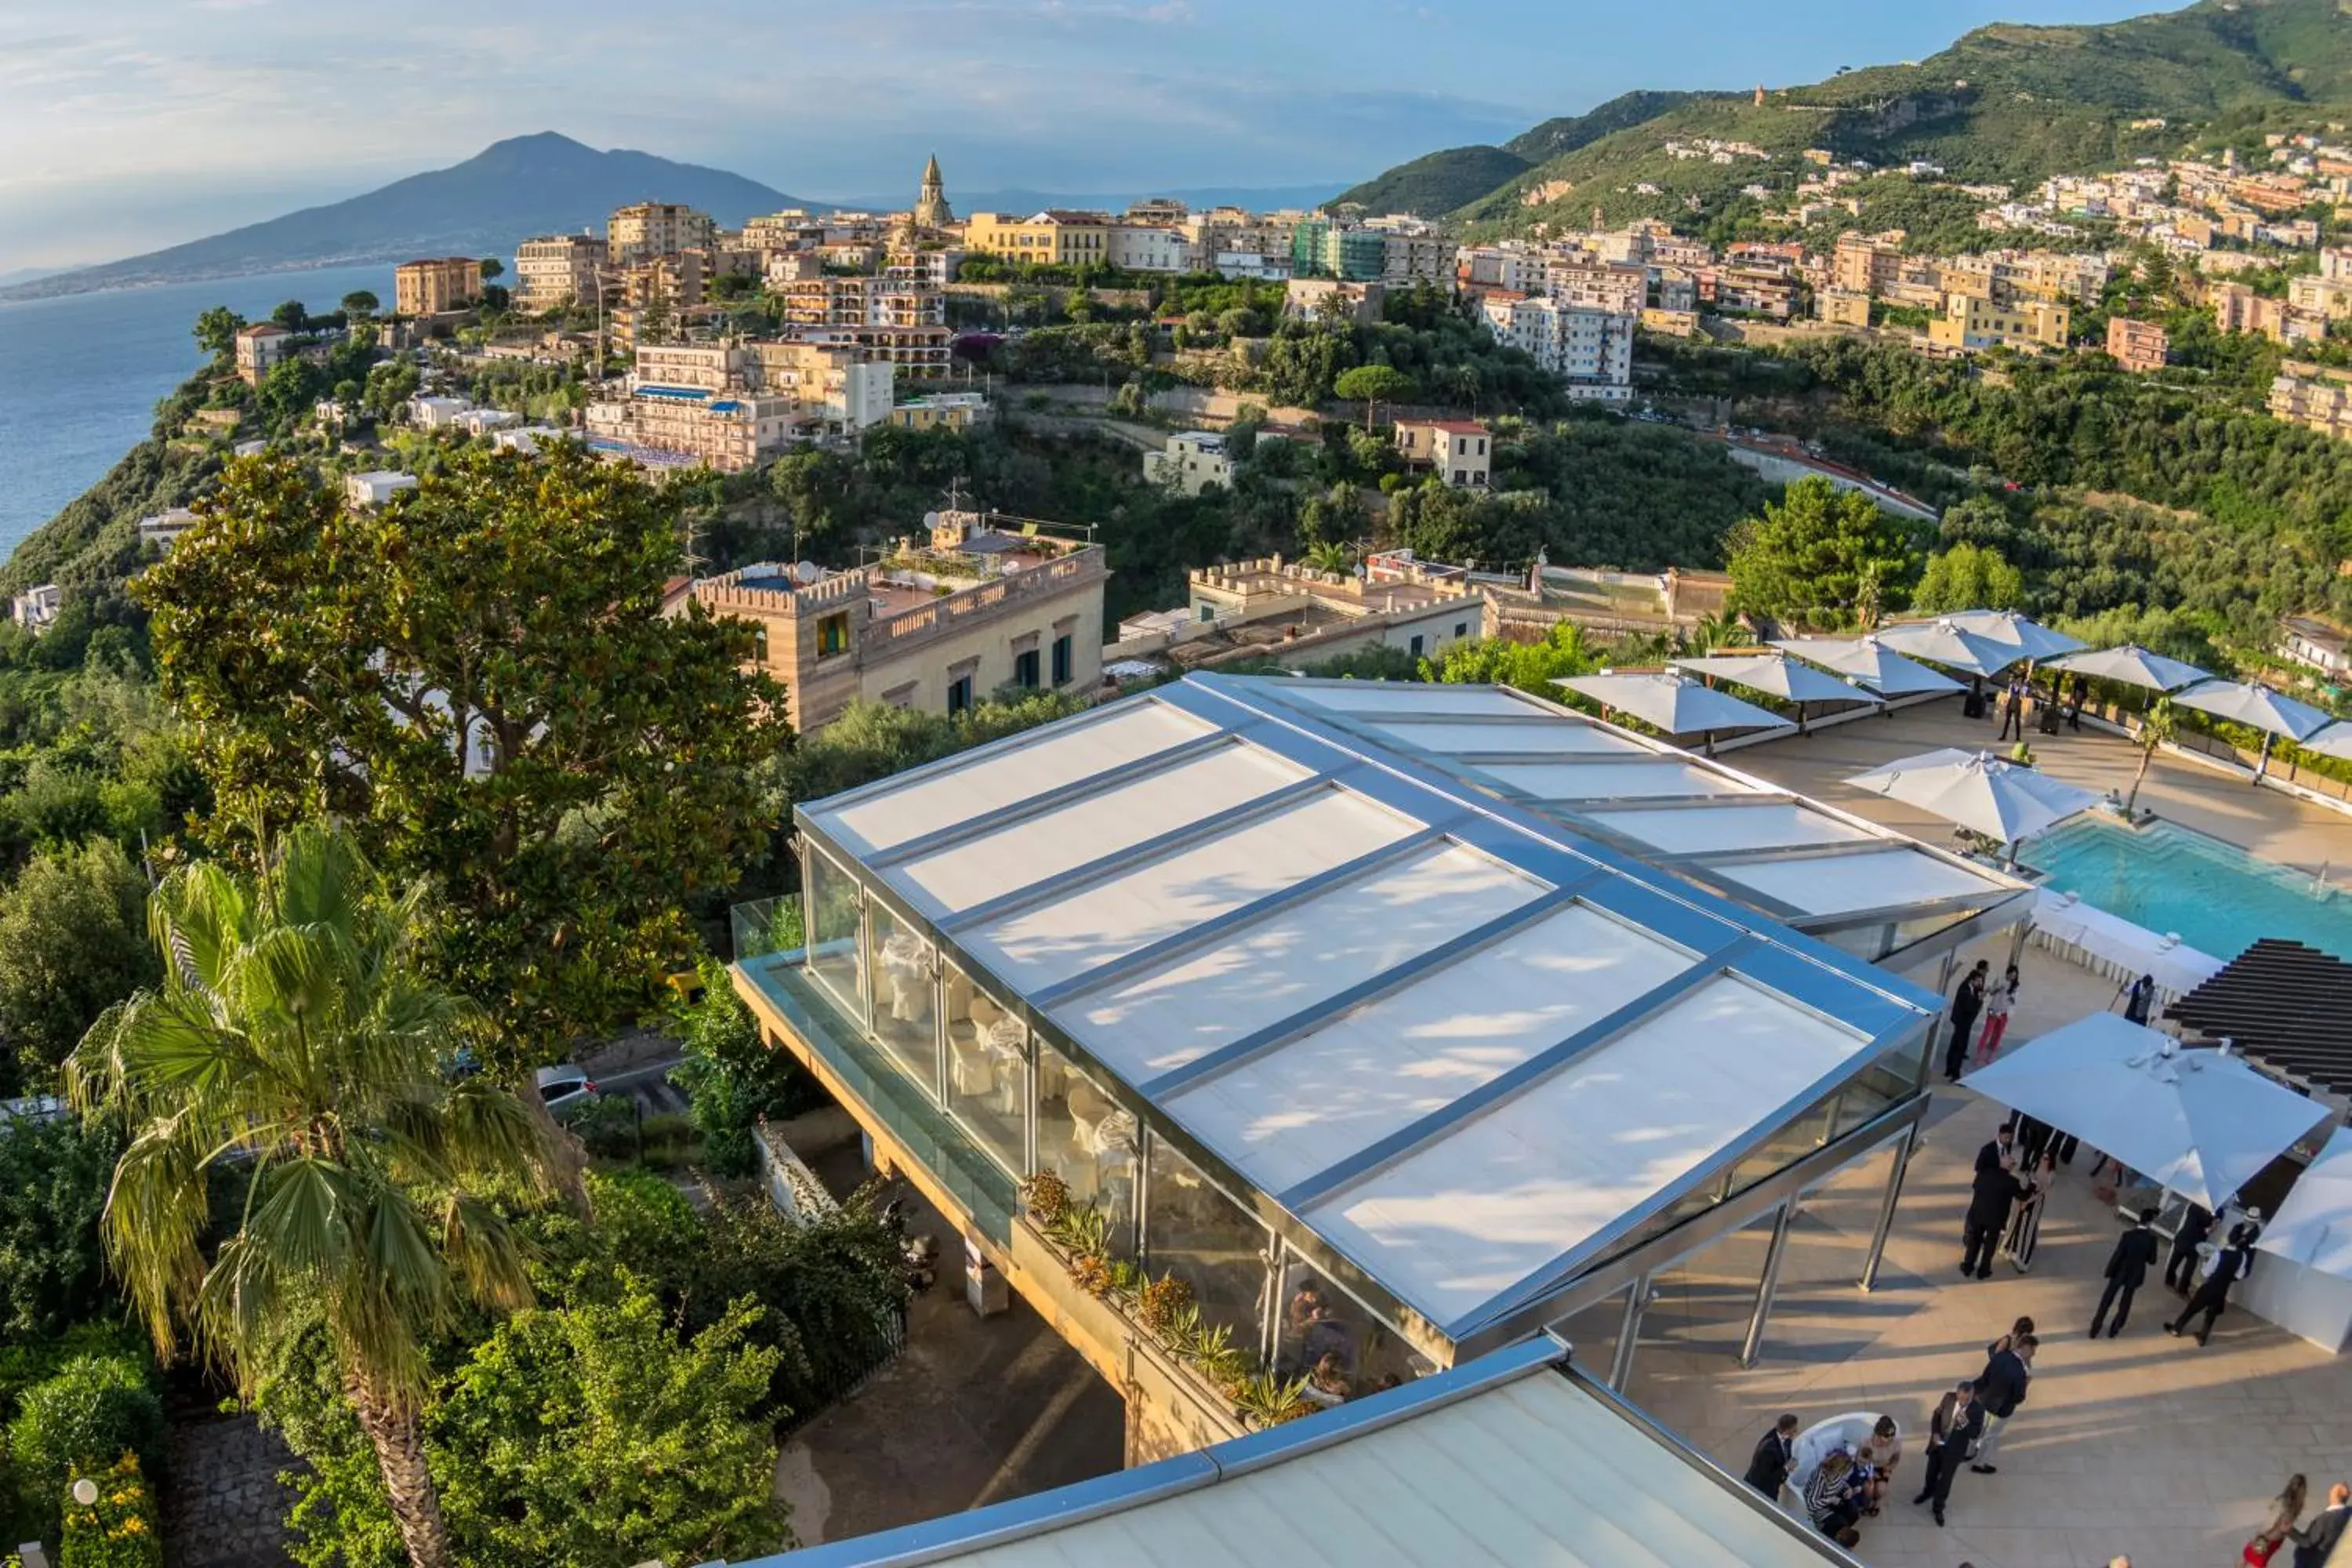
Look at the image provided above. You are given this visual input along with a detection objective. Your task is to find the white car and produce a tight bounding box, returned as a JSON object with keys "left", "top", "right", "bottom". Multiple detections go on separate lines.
{"left": 534, "top": 1065, "right": 599, "bottom": 1119}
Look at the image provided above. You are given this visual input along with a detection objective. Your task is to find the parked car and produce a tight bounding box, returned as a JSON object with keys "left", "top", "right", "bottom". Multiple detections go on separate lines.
{"left": 535, "top": 1064, "right": 599, "bottom": 1120}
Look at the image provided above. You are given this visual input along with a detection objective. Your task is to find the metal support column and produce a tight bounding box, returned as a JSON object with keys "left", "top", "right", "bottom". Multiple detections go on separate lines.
{"left": 1608, "top": 1272, "right": 1651, "bottom": 1390}
{"left": 1859, "top": 1124, "right": 1918, "bottom": 1293}
{"left": 1739, "top": 1200, "right": 1796, "bottom": 1369}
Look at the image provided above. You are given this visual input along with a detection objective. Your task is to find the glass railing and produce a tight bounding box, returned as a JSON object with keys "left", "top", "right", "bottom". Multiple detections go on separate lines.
{"left": 732, "top": 949, "right": 1017, "bottom": 1244}
{"left": 731, "top": 897, "right": 804, "bottom": 961}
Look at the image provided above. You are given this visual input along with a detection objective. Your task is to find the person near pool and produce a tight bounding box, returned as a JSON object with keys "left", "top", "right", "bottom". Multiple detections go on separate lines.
{"left": 2118, "top": 972, "right": 2156, "bottom": 1026}
{"left": 1944, "top": 960, "right": 1990, "bottom": 1081}
{"left": 1972, "top": 966, "right": 2020, "bottom": 1065}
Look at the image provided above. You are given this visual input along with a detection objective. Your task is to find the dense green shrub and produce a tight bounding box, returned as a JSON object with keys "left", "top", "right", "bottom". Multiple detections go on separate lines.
{"left": 7, "top": 1356, "right": 165, "bottom": 1537}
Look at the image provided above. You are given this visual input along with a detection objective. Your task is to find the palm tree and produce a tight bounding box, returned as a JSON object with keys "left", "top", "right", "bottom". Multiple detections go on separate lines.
{"left": 1303, "top": 540, "right": 1356, "bottom": 575}
{"left": 2125, "top": 695, "right": 2175, "bottom": 815}
{"left": 69, "top": 825, "right": 549, "bottom": 1568}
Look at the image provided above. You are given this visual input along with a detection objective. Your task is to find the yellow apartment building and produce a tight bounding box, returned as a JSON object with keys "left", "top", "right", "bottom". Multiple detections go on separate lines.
{"left": 394, "top": 257, "right": 482, "bottom": 316}
{"left": 964, "top": 210, "right": 1112, "bottom": 267}
{"left": 1927, "top": 292, "right": 2070, "bottom": 353}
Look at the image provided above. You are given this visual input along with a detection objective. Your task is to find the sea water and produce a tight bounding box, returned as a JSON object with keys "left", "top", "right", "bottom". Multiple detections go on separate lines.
{"left": 0, "top": 262, "right": 403, "bottom": 558}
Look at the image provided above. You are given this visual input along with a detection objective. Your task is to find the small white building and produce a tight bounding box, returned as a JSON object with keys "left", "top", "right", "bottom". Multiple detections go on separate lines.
{"left": 1394, "top": 419, "right": 1492, "bottom": 488}
{"left": 233, "top": 439, "right": 269, "bottom": 459}
{"left": 492, "top": 426, "right": 568, "bottom": 456}
{"left": 138, "top": 508, "right": 200, "bottom": 552}
{"left": 1107, "top": 224, "right": 1194, "bottom": 274}
{"left": 10, "top": 584, "right": 62, "bottom": 633}
{"left": 346, "top": 471, "right": 419, "bottom": 509}
{"left": 1142, "top": 431, "right": 1232, "bottom": 495}
{"left": 457, "top": 407, "right": 524, "bottom": 435}
{"left": 406, "top": 394, "right": 475, "bottom": 430}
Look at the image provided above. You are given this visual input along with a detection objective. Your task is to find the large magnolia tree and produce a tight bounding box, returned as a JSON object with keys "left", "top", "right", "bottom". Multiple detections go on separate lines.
{"left": 136, "top": 447, "right": 786, "bottom": 1106}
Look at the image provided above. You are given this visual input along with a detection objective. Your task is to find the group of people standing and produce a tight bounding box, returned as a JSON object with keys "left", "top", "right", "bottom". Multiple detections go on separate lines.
{"left": 1740, "top": 1319, "right": 2038, "bottom": 1539}
{"left": 1980, "top": 670, "right": 2085, "bottom": 743}
{"left": 1941, "top": 959, "right": 2024, "bottom": 1082}
{"left": 1962, "top": 1119, "right": 2062, "bottom": 1279}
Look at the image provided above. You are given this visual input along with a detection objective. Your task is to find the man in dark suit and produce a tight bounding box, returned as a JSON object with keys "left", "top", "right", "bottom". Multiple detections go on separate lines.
{"left": 1963, "top": 1158, "right": 2032, "bottom": 1279}
{"left": 1944, "top": 961, "right": 1989, "bottom": 1081}
{"left": 1974, "top": 1122, "right": 2015, "bottom": 1174}
{"left": 2165, "top": 1203, "right": 2213, "bottom": 1292}
{"left": 1969, "top": 1333, "right": 2034, "bottom": 1473}
{"left": 2090, "top": 1208, "right": 2162, "bottom": 1338}
{"left": 2167, "top": 1223, "right": 2256, "bottom": 1346}
{"left": 1742, "top": 1412, "right": 1798, "bottom": 1501}
{"left": 1911, "top": 1377, "right": 1982, "bottom": 1526}
{"left": 2291, "top": 1481, "right": 2350, "bottom": 1568}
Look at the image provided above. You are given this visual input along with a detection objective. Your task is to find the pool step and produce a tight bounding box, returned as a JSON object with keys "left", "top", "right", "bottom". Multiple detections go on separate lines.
{"left": 2168, "top": 938, "right": 2352, "bottom": 1096}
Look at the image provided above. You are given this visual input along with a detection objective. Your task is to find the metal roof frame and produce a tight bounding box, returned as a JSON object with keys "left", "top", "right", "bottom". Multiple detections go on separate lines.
{"left": 789, "top": 676, "right": 1940, "bottom": 1356}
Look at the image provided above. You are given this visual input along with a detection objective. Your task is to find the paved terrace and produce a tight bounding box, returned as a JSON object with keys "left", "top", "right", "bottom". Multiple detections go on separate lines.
{"left": 1602, "top": 696, "right": 2352, "bottom": 1568}
{"left": 1723, "top": 694, "right": 2352, "bottom": 877}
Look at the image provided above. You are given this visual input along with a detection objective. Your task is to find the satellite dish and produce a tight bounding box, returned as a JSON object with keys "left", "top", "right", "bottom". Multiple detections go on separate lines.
{"left": 922, "top": 511, "right": 941, "bottom": 528}
{"left": 793, "top": 561, "right": 822, "bottom": 584}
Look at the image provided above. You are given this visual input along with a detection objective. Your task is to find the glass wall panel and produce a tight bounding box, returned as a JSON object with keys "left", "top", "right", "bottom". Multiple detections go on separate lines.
{"left": 942, "top": 963, "right": 1027, "bottom": 1176}
{"left": 804, "top": 848, "right": 865, "bottom": 1019}
{"left": 1145, "top": 1135, "right": 1271, "bottom": 1348}
{"left": 866, "top": 906, "right": 938, "bottom": 1098}
{"left": 1274, "top": 1251, "right": 1430, "bottom": 1407}
{"left": 1035, "top": 1037, "right": 1137, "bottom": 1255}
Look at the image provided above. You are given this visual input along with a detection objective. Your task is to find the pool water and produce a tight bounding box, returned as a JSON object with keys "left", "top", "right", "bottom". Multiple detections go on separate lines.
{"left": 2023, "top": 815, "right": 2352, "bottom": 963}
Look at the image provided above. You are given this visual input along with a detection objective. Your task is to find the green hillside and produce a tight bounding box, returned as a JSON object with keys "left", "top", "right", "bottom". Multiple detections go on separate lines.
{"left": 1346, "top": 0, "right": 2352, "bottom": 238}
{"left": 1332, "top": 145, "right": 1531, "bottom": 216}
{"left": 1501, "top": 90, "right": 1715, "bottom": 161}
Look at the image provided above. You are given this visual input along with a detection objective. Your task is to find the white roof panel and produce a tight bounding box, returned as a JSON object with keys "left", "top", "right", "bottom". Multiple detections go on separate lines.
{"left": 779, "top": 1352, "right": 1850, "bottom": 1568}
{"left": 1166, "top": 903, "right": 1693, "bottom": 1197}
{"left": 1714, "top": 847, "right": 1998, "bottom": 917}
{"left": 898, "top": 741, "right": 1308, "bottom": 914}
{"left": 1285, "top": 684, "right": 1537, "bottom": 717}
{"left": 822, "top": 699, "right": 1214, "bottom": 852}
{"left": 1069, "top": 844, "right": 1547, "bottom": 1083}
{"left": 1586, "top": 803, "right": 1876, "bottom": 857}
{"left": 1307, "top": 975, "right": 1866, "bottom": 1326}
{"left": 1476, "top": 760, "right": 1751, "bottom": 800}
{"left": 966, "top": 786, "right": 1421, "bottom": 989}
{"left": 1368, "top": 720, "right": 1652, "bottom": 757}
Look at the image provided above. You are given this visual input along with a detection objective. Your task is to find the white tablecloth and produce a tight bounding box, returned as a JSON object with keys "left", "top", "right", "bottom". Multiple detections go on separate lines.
{"left": 2029, "top": 890, "right": 2225, "bottom": 1001}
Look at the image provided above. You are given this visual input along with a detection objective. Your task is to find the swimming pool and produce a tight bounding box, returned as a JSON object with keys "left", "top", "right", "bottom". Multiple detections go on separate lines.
{"left": 2022, "top": 815, "right": 2352, "bottom": 964}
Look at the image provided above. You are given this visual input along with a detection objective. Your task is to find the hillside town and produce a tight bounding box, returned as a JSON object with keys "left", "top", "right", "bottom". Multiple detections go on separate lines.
{"left": 15, "top": 6, "right": 2352, "bottom": 1559}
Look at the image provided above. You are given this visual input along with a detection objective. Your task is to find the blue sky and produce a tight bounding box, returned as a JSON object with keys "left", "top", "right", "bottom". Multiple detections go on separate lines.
{"left": 0, "top": 0, "right": 2169, "bottom": 272}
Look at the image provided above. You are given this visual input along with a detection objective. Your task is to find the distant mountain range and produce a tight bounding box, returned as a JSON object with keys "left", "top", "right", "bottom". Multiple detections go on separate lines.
{"left": 1337, "top": 0, "right": 2352, "bottom": 227}
{"left": 1, "top": 137, "right": 1359, "bottom": 305}
{"left": 0, "top": 133, "right": 820, "bottom": 302}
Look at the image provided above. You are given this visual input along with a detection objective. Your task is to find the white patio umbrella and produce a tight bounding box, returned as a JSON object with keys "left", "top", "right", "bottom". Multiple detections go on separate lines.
{"left": 1553, "top": 670, "right": 1788, "bottom": 753}
{"left": 2172, "top": 678, "right": 2336, "bottom": 780}
{"left": 2043, "top": 643, "right": 2210, "bottom": 695}
{"left": 2300, "top": 720, "right": 2352, "bottom": 762}
{"left": 1936, "top": 608, "right": 2089, "bottom": 663}
{"left": 2259, "top": 1125, "right": 2352, "bottom": 1280}
{"left": 1868, "top": 618, "right": 2023, "bottom": 679}
{"left": 1770, "top": 636, "right": 1965, "bottom": 698}
{"left": 1965, "top": 1013, "right": 2329, "bottom": 1212}
{"left": 1670, "top": 652, "right": 1879, "bottom": 735}
{"left": 1844, "top": 746, "right": 2100, "bottom": 851}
